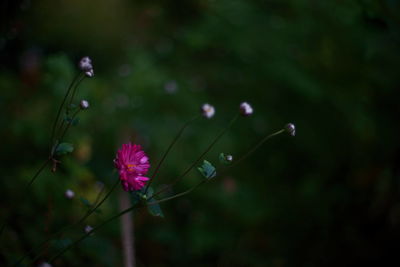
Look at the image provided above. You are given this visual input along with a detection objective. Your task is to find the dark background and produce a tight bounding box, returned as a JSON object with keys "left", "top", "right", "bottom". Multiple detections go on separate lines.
{"left": 1, "top": 0, "right": 400, "bottom": 266}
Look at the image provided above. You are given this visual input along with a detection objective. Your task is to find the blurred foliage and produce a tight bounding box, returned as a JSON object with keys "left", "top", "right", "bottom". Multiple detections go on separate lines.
{"left": 1, "top": 0, "right": 400, "bottom": 266}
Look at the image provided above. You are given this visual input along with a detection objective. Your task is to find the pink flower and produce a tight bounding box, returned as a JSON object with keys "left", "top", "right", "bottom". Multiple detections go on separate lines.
{"left": 114, "top": 143, "right": 151, "bottom": 191}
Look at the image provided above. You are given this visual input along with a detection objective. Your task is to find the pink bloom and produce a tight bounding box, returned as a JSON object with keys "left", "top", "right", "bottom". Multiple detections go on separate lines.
{"left": 114, "top": 143, "right": 151, "bottom": 191}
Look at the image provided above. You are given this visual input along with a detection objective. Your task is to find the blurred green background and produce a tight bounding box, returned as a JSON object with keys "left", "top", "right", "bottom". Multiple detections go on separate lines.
{"left": 1, "top": 0, "right": 400, "bottom": 266}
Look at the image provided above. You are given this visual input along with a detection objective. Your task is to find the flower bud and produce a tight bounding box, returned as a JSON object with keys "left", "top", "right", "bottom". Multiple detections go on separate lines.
{"left": 219, "top": 152, "right": 233, "bottom": 165}
{"left": 80, "top": 100, "right": 90, "bottom": 110}
{"left": 285, "top": 123, "right": 296, "bottom": 136}
{"left": 37, "top": 262, "right": 52, "bottom": 267}
{"left": 201, "top": 103, "right": 215, "bottom": 119}
{"left": 84, "top": 225, "right": 94, "bottom": 234}
{"left": 79, "top": 56, "right": 93, "bottom": 72}
{"left": 85, "top": 69, "right": 94, "bottom": 78}
{"left": 64, "top": 189, "right": 75, "bottom": 199}
{"left": 239, "top": 102, "right": 253, "bottom": 116}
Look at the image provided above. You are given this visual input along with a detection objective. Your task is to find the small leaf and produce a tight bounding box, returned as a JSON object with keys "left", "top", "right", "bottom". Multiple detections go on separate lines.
{"left": 147, "top": 201, "right": 164, "bottom": 218}
{"left": 146, "top": 187, "right": 154, "bottom": 199}
{"left": 197, "top": 160, "right": 216, "bottom": 179}
{"left": 55, "top": 142, "right": 74, "bottom": 155}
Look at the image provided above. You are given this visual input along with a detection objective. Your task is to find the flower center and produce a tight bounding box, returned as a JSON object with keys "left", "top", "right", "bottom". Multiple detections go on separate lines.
{"left": 126, "top": 164, "right": 136, "bottom": 171}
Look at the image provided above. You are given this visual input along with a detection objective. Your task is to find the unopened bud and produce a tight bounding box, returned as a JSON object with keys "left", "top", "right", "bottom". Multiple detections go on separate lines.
{"left": 64, "top": 189, "right": 75, "bottom": 199}
{"left": 79, "top": 56, "right": 93, "bottom": 72}
{"left": 85, "top": 69, "right": 94, "bottom": 78}
{"left": 239, "top": 102, "right": 253, "bottom": 116}
{"left": 219, "top": 152, "right": 233, "bottom": 165}
{"left": 84, "top": 225, "right": 94, "bottom": 234}
{"left": 201, "top": 103, "right": 215, "bottom": 119}
{"left": 285, "top": 123, "right": 296, "bottom": 136}
{"left": 80, "top": 100, "right": 90, "bottom": 110}
{"left": 37, "top": 262, "right": 52, "bottom": 267}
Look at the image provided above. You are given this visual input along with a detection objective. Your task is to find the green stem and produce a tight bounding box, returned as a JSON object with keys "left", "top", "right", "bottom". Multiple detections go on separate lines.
{"left": 150, "top": 114, "right": 238, "bottom": 200}
{"left": 67, "top": 75, "right": 85, "bottom": 110}
{"left": 230, "top": 129, "right": 285, "bottom": 168}
{"left": 0, "top": 159, "right": 51, "bottom": 238}
{"left": 47, "top": 126, "right": 284, "bottom": 263}
{"left": 145, "top": 115, "right": 199, "bottom": 194}
{"left": 49, "top": 72, "right": 82, "bottom": 153}
{"left": 15, "top": 179, "right": 120, "bottom": 266}
{"left": 58, "top": 109, "right": 81, "bottom": 143}
{"left": 49, "top": 179, "right": 209, "bottom": 263}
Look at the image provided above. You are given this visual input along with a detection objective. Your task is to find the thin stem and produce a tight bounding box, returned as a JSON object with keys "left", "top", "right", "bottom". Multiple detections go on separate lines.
{"left": 25, "top": 159, "right": 52, "bottom": 190}
{"left": 145, "top": 115, "right": 199, "bottom": 194}
{"left": 56, "top": 109, "right": 81, "bottom": 147}
{"left": 49, "top": 179, "right": 209, "bottom": 263}
{"left": 15, "top": 179, "right": 120, "bottom": 266}
{"left": 0, "top": 159, "right": 51, "bottom": 237}
{"left": 49, "top": 72, "right": 82, "bottom": 153}
{"left": 149, "top": 179, "right": 207, "bottom": 204}
{"left": 151, "top": 114, "right": 238, "bottom": 200}
{"left": 230, "top": 129, "right": 285, "bottom": 168}
{"left": 56, "top": 75, "right": 85, "bottom": 143}
{"left": 67, "top": 75, "right": 86, "bottom": 110}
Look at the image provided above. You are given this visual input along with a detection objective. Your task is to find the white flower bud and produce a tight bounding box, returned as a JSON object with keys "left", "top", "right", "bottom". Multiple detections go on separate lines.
{"left": 239, "top": 102, "right": 253, "bottom": 116}
{"left": 85, "top": 69, "right": 94, "bottom": 78}
{"left": 64, "top": 189, "right": 75, "bottom": 199}
{"left": 201, "top": 103, "right": 215, "bottom": 119}
{"left": 79, "top": 56, "right": 93, "bottom": 72}
{"left": 285, "top": 123, "right": 296, "bottom": 136}
{"left": 80, "top": 100, "right": 90, "bottom": 110}
{"left": 84, "top": 225, "right": 94, "bottom": 234}
{"left": 226, "top": 155, "right": 233, "bottom": 162}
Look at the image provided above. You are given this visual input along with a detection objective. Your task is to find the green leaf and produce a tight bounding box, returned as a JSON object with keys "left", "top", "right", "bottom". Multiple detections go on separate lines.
{"left": 147, "top": 201, "right": 164, "bottom": 217}
{"left": 146, "top": 187, "right": 154, "bottom": 199}
{"left": 197, "top": 160, "right": 216, "bottom": 179}
{"left": 55, "top": 142, "right": 74, "bottom": 155}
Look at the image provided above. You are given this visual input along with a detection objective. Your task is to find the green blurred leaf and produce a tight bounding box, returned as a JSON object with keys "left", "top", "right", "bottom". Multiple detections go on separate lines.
{"left": 197, "top": 160, "right": 216, "bottom": 179}
{"left": 146, "top": 186, "right": 154, "bottom": 199}
{"left": 147, "top": 201, "right": 164, "bottom": 218}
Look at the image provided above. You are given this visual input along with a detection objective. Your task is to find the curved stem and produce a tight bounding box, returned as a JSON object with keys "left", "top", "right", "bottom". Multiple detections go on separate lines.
{"left": 145, "top": 115, "right": 199, "bottom": 194}
{"left": 230, "top": 129, "right": 285, "bottom": 168}
{"left": 25, "top": 159, "right": 52, "bottom": 190}
{"left": 150, "top": 114, "right": 238, "bottom": 200}
{"left": 58, "top": 109, "right": 81, "bottom": 143}
{"left": 67, "top": 75, "right": 85, "bottom": 110}
{"left": 49, "top": 179, "right": 209, "bottom": 263}
{"left": 0, "top": 159, "right": 50, "bottom": 237}
{"left": 56, "top": 75, "right": 86, "bottom": 144}
{"left": 49, "top": 72, "right": 82, "bottom": 153}
{"left": 15, "top": 179, "right": 120, "bottom": 266}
